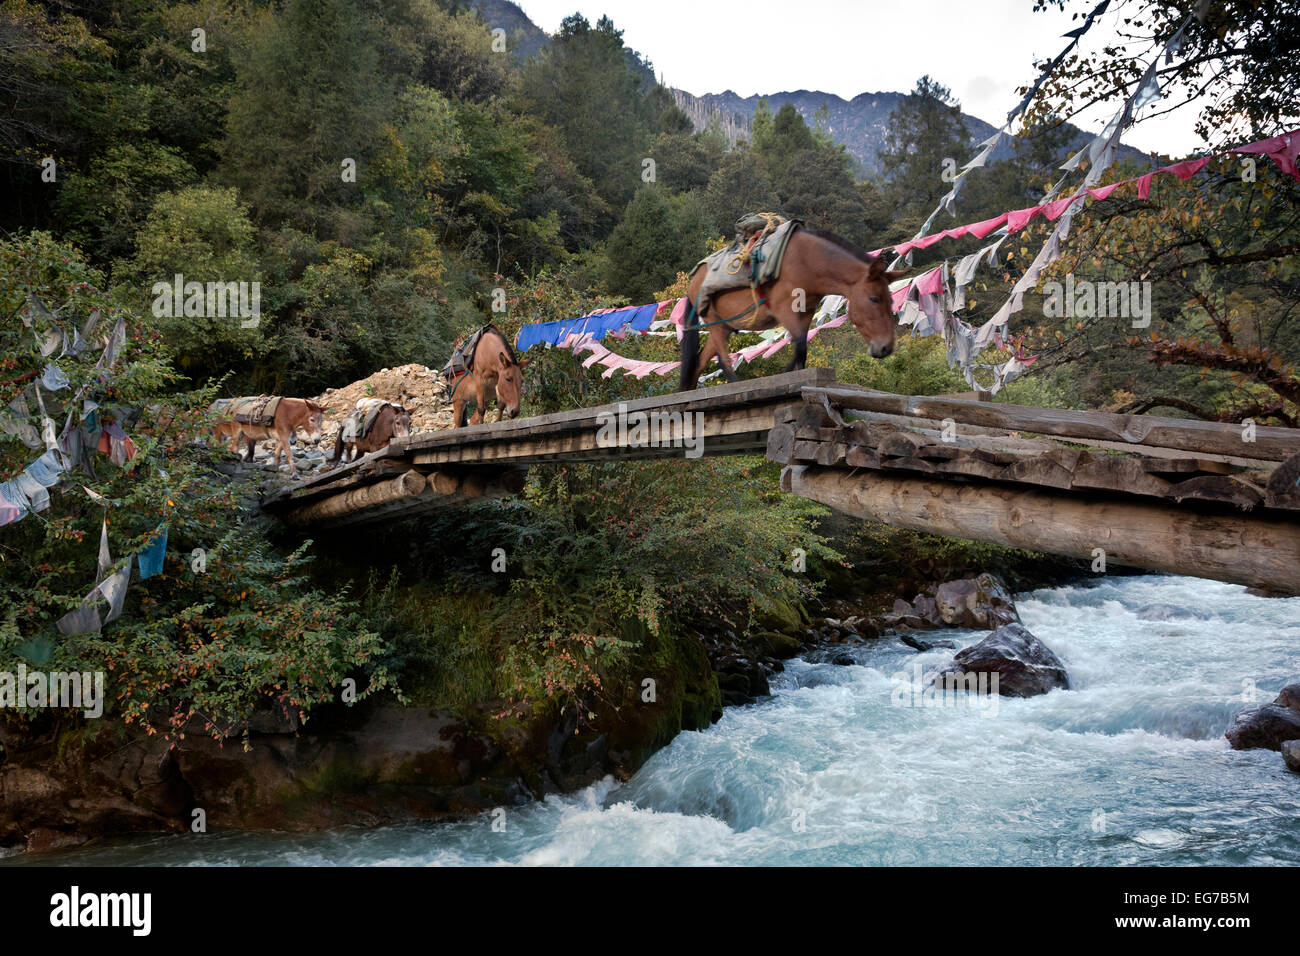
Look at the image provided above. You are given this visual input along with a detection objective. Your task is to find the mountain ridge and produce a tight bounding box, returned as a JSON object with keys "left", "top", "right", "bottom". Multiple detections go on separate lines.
{"left": 476, "top": 2, "right": 1149, "bottom": 177}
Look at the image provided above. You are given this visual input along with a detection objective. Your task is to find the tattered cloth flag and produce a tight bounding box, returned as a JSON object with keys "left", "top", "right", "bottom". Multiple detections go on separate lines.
{"left": 56, "top": 594, "right": 101, "bottom": 636}
{"left": 137, "top": 524, "right": 168, "bottom": 579}
{"left": 98, "top": 557, "right": 131, "bottom": 624}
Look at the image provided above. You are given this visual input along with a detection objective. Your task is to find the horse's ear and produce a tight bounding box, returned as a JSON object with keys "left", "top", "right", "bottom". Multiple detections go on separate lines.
{"left": 867, "top": 256, "right": 887, "bottom": 280}
{"left": 498, "top": 350, "right": 511, "bottom": 369}
{"left": 517, "top": 357, "right": 530, "bottom": 368}
{"left": 885, "top": 268, "right": 910, "bottom": 282}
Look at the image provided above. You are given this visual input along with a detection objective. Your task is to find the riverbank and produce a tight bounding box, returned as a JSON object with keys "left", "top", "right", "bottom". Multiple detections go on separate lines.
{"left": 12, "top": 575, "right": 1298, "bottom": 866}
{"left": 0, "top": 543, "right": 1124, "bottom": 859}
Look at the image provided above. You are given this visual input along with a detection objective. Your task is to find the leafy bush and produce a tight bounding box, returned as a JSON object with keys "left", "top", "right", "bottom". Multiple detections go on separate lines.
{"left": 0, "top": 233, "right": 394, "bottom": 744}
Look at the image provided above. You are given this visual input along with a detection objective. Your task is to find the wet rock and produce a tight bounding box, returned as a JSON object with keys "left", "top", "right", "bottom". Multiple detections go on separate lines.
{"left": 1283, "top": 741, "right": 1300, "bottom": 773}
{"left": 831, "top": 653, "right": 855, "bottom": 666}
{"left": 932, "top": 574, "right": 1019, "bottom": 629}
{"left": 751, "top": 631, "right": 801, "bottom": 660}
{"left": 929, "top": 623, "right": 1069, "bottom": 698}
{"left": 899, "top": 634, "right": 928, "bottom": 653}
{"left": 899, "top": 634, "right": 960, "bottom": 653}
{"left": 883, "top": 574, "right": 1018, "bottom": 631}
{"left": 1225, "top": 703, "right": 1300, "bottom": 751}
{"left": 1275, "top": 683, "right": 1300, "bottom": 711}
{"left": 912, "top": 594, "right": 940, "bottom": 622}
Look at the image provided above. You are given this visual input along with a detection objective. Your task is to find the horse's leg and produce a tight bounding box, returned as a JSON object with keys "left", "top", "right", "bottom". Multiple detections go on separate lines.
{"left": 771, "top": 299, "right": 812, "bottom": 372}
{"left": 706, "top": 326, "right": 739, "bottom": 383}
{"left": 274, "top": 420, "right": 295, "bottom": 476}
{"left": 784, "top": 325, "right": 809, "bottom": 372}
{"left": 469, "top": 383, "right": 485, "bottom": 426}
{"left": 453, "top": 395, "right": 467, "bottom": 428}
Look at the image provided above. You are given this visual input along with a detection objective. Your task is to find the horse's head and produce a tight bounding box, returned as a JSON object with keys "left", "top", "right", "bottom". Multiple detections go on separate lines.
{"left": 492, "top": 351, "right": 529, "bottom": 420}
{"left": 390, "top": 405, "right": 412, "bottom": 438}
{"left": 303, "top": 400, "right": 325, "bottom": 438}
{"left": 851, "top": 257, "right": 909, "bottom": 358}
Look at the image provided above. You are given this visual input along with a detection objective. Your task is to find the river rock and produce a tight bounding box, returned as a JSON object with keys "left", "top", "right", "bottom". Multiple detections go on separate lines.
{"left": 884, "top": 573, "right": 1019, "bottom": 631}
{"left": 1283, "top": 741, "right": 1300, "bottom": 772}
{"left": 929, "top": 623, "right": 1069, "bottom": 697}
{"left": 1275, "top": 683, "right": 1300, "bottom": 711}
{"left": 933, "top": 574, "right": 1019, "bottom": 628}
{"left": 750, "top": 631, "right": 802, "bottom": 660}
{"left": 1225, "top": 703, "right": 1300, "bottom": 751}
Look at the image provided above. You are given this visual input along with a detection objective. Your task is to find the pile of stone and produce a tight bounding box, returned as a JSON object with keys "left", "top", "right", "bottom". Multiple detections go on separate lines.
{"left": 226, "top": 365, "right": 457, "bottom": 480}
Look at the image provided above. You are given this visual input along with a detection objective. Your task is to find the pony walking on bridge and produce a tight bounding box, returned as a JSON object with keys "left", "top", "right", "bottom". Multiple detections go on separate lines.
{"left": 679, "top": 221, "right": 908, "bottom": 391}
{"left": 441, "top": 324, "right": 530, "bottom": 427}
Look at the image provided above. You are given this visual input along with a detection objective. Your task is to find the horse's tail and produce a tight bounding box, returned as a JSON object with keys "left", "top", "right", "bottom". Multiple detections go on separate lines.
{"left": 678, "top": 299, "right": 699, "bottom": 392}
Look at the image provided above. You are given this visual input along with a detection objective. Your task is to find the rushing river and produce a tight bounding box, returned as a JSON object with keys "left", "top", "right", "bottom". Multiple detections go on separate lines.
{"left": 17, "top": 575, "right": 1300, "bottom": 866}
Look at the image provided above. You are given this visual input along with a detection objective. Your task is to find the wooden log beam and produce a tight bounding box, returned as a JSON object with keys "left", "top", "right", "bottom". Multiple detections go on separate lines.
{"left": 786, "top": 465, "right": 1300, "bottom": 595}
{"left": 280, "top": 470, "right": 427, "bottom": 526}
{"left": 804, "top": 386, "right": 1300, "bottom": 463}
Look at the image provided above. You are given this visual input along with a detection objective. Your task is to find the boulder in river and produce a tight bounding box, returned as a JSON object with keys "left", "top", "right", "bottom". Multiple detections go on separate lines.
{"left": 1283, "top": 741, "right": 1300, "bottom": 773}
{"left": 1275, "top": 683, "right": 1300, "bottom": 710}
{"left": 1225, "top": 683, "right": 1300, "bottom": 751}
{"left": 929, "top": 623, "right": 1069, "bottom": 698}
{"left": 933, "top": 574, "right": 1019, "bottom": 629}
{"left": 881, "top": 573, "right": 1019, "bottom": 631}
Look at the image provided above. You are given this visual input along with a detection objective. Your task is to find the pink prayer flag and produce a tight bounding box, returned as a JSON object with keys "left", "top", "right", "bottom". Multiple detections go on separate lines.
{"left": 913, "top": 233, "right": 946, "bottom": 250}
{"left": 1043, "top": 195, "right": 1080, "bottom": 221}
{"left": 1163, "top": 157, "right": 1210, "bottom": 180}
{"left": 1232, "top": 131, "right": 1292, "bottom": 157}
{"left": 892, "top": 241, "right": 916, "bottom": 258}
{"left": 916, "top": 268, "right": 943, "bottom": 295}
{"left": 669, "top": 297, "right": 688, "bottom": 325}
{"left": 890, "top": 285, "right": 911, "bottom": 311}
{"left": 966, "top": 213, "right": 1009, "bottom": 240}
{"left": 943, "top": 225, "right": 970, "bottom": 240}
{"left": 1088, "top": 182, "right": 1122, "bottom": 201}
{"left": 1135, "top": 173, "right": 1156, "bottom": 199}
{"left": 1006, "top": 205, "right": 1044, "bottom": 232}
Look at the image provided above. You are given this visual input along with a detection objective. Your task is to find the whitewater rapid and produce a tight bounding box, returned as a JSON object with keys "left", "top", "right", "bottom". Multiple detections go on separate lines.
{"left": 20, "top": 575, "right": 1300, "bottom": 866}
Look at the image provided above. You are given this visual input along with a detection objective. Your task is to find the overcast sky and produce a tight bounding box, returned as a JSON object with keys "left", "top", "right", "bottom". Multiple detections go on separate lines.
{"left": 514, "top": 0, "right": 1206, "bottom": 157}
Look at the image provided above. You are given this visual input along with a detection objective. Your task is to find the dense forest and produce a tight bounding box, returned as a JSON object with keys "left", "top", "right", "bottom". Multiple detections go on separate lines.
{"left": 1, "top": 0, "right": 1296, "bottom": 756}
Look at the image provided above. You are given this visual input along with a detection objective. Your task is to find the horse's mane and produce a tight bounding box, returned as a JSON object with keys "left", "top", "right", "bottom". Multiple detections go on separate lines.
{"left": 800, "top": 227, "right": 880, "bottom": 264}
{"left": 482, "top": 323, "right": 520, "bottom": 366}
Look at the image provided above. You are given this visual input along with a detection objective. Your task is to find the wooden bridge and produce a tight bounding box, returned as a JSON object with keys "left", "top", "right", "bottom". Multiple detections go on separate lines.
{"left": 260, "top": 368, "right": 1300, "bottom": 594}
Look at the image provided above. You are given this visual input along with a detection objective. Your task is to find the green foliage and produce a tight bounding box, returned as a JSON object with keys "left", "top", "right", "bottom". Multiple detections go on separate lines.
{"left": 0, "top": 233, "right": 392, "bottom": 742}
{"left": 402, "top": 455, "right": 838, "bottom": 713}
{"left": 604, "top": 186, "right": 716, "bottom": 302}
{"left": 517, "top": 13, "right": 662, "bottom": 227}
{"left": 878, "top": 75, "right": 971, "bottom": 222}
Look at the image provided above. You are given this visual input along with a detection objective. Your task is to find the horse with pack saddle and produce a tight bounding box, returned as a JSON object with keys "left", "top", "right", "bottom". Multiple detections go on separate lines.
{"left": 208, "top": 395, "right": 324, "bottom": 477}
{"left": 329, "top": 398, "right": 412, "bottom": 467}
{"left": 440, "top": 323, "right": 529, "bottom": 428}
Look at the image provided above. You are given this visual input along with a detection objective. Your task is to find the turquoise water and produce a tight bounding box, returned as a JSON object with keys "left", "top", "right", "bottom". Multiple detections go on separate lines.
{"left": 19, "top": 575, "right": 1300, "bottom": 866}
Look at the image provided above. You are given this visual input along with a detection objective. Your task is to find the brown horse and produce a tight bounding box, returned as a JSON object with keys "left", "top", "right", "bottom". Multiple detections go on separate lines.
{"left": 448, "top": 327, "right": 530, "bottom": 427}
{"left": 329, "top": 401, "right": 412, "bottom": 467}
{"left": 679, "top": 227, "right": 908, "bottom": 390}
{"left": 210, "top": 396, "right": 325, "bottom": 477}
